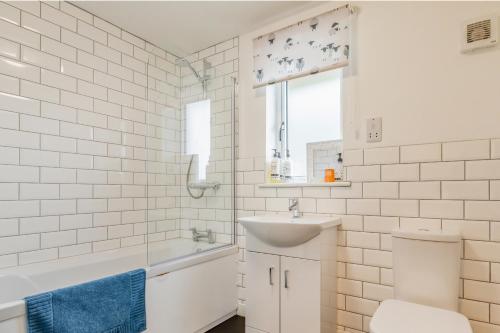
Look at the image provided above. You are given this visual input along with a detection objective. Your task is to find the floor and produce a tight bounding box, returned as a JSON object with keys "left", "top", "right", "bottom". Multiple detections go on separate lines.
{"left": 207, "top": 316, "right": 245, "bottom": 333}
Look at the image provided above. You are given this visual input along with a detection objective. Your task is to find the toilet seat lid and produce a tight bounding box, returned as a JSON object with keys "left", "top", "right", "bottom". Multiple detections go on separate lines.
{"left": 370, "top": 299, "right": 472, "bottom": 333}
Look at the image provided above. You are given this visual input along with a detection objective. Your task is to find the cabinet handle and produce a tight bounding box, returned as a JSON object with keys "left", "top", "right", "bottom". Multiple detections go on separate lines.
{"left": 284, "top": 270, "right": 289, "bottom": 289}
{"left": 269, "top": 267, "right": 274, "bottom": 285}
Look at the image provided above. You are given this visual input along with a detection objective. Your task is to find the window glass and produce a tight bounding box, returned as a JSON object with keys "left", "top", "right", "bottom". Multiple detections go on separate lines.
{"left": 186, "top": 99, "right": 211, "bottom": 180}
{"left": 286, "top": 70, "right": 342, "bottom": 180}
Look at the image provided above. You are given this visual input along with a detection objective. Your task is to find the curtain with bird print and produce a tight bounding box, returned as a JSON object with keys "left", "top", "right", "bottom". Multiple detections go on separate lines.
{"left": 253, "top": 5, "right": 352, "bottom": 88}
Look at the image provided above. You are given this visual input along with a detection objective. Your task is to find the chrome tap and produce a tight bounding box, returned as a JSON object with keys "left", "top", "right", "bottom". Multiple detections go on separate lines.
{"left": 289, "top": 198, "right": 302, "bottom": 218}
{"left": 190, "top": 228, "right": 216, "bottom": 244}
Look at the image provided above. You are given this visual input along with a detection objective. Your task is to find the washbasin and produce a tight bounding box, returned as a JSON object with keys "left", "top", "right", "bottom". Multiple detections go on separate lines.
{"left": 238, "top": 214, "right": 341, "bottom": 247}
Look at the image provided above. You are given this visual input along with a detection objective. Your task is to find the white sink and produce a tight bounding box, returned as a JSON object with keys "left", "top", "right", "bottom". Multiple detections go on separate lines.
{"left": 238, "top": 214, "right": 341, "bottom": 247}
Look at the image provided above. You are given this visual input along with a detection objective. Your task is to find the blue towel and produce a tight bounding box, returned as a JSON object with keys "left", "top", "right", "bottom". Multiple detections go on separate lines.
{"left": 25, "top": 269, "right": 146, "bottom": 333}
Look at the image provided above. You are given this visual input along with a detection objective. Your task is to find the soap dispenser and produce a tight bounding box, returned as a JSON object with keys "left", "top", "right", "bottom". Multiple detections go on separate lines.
{"left": 281, "top": 149, "right": 292, "bottom": 183}
{"left": 270, "top": 149, "right": 281, "bottom": 183}
{"left": 336, "top": 152, "right": 344, "bottom": 181}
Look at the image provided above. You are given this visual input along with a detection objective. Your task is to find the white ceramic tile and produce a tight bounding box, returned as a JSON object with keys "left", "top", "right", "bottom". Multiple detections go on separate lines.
{"left": 18, "top": 248, "right": 58, "bottom": 265}
{"left": 60, "top": 90, "right": 93, "bottom": 111}
{"left": 93, "top": 17, "right": 120, "bottom": 37}
{"left": 0, "top": 200, "right": 39, "bottom": 219}
{"left": 0, "top": 19, "right": 39, "bottom": 49}
{"left": 0, "top": 109, "right": 19, "bottom": 130}
{"left": 381, "top": 200, "right": 419, "bottom": 217}
{"left": 41, "top": 68, "right": 77, "bottom": 91}
{"left": 0, "top": 234, "right": 39, "bottom": 255}
{"left": 465, "top": 201, "right": 500, "bottom": 221}
{"left": 40, "top": 167, "right": 76, "bottom": 183}
{"left": 442, "top": 181, "right": 489, "bottom": 200}
{"left": 41, "top": 37, "right": 76, "bottom": 62}
{"left": 399, "top": 181, "right": 440, "bottom": 199}
{"left": 346, "top": 165, "right": 380, "bottom": 182}
{"left": 41, "top": 3, "right": 76, "bottom": 31}
{"left": 77, "top": 21, "right": 107, "bottom": 44}
{"left": 363, "top": 182, "right": 398, "bottom": 199}
{"left": 363, "top": 147, "right": 399, "bottom": 165}
{"left": 41, "top": 134, "right": 76, "bottom": 153}
{"left": 0, "top": 183, "right": 18, "bottom": 200}
{"left": 21, "top": 12, "right": 60, "bottom": 40}
{"left": 491, "top": 139, "right": 500, "bottom": 159}
{"left": 466, "top": 160, "right": 500, "bottom": 180}
{"left": 77, "top": 50, "right": 107, "bottom": 72}
{"left": 420, "top": 200, "right": 463, "bottom": 219}
{"left": 20, "top": 216, "right": 59, "bottom": 234}
{"left": 0, "top": 2, "right": 21, "bottom": 25}
{"left": 60, "top": 61, "right": 93, "bottom": 85}
{"left": 20, "top": 148, "right": 59, "bottom": 167}
{"left": 60, "top": 214, "right": 92, "bottom": 230}
{"left": 0, "top": 37, "right": 20, "bottom": 59}
{"left": 108, "top": 35, "right": 133, "bottom": 55}
{"left": 21, "top": 80, "right": 59, "bottom": 104}
{"left": 420, "top": 161, "right": 465, "bottom": 181}
{"left": 317, "top": 198, "right": 346, "bottom": 214}
{"left": 0, "top": 146, "right": 20, "bottom": 165}
{"left": 77, "top": 80, "right": 107, "bottom": 100}
{"left": 0, "top": 164, "right": 38, "bottom": 182}
{"left": 400, "top": 143, "right": 442, "bottom": 163}
{"left": 0, "top": 55, "right": 39, "bottom": 82}
{"left": 77, "top": 169, "right": 107, "bottom": 184}
{"left": 94, "top": 72, "right": 121, "bottom": 92}
{"left": 443, "top": 140, "right": 490, "bottom": 161}
{"left": 381, "top": 164, "right": 419, "bottom": 181}
{"left": 60, "top": 2, "right": 93, "bottom": 24}
{"left": 347, "top": 199, "right": 380, "bottom": 216}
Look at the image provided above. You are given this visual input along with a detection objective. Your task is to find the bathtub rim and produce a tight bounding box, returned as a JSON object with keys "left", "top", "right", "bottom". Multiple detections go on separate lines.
{"left": 0, "top": 244, "right": 238, "bottom": 323}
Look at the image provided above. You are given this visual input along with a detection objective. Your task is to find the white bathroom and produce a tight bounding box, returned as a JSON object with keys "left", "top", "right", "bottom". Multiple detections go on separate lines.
{"left": 0, "top": 1, "right": 499, "bottom": 333}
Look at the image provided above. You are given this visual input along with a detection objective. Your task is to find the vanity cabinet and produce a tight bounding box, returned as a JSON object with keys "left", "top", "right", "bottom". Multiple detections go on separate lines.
{"left": 246, "top": 252, "right": 322, "bottom": 333}
{"left": 240, "top": 214, "right": 340, "bottom": 333}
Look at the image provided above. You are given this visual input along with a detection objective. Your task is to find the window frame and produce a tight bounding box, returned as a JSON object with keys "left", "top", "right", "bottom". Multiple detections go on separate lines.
{"left": 267, "top": 69, "right": 344, "bottom": 183}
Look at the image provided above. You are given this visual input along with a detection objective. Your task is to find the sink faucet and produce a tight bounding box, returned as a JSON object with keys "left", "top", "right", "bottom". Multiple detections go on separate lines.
{"left": 289, "top": 198, "right": 302, "bottom": 218}
{"left": 190, "top": 228, "right": 216, "bottom": 244}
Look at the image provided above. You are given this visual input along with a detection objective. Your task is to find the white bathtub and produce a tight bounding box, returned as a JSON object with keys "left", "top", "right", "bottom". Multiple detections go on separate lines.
{"left": 0, "top": 240, "right": 238, "bottom": 333}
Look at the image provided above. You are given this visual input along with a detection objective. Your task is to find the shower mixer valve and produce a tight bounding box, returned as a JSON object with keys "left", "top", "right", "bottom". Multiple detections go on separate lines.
{"left": 190, "top": 228, "right": 216, "bottom": 244}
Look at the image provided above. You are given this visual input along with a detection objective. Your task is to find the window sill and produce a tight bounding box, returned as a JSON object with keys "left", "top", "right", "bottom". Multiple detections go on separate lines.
{"left": 258, "top": 181, "right": 351, "bottom": 188}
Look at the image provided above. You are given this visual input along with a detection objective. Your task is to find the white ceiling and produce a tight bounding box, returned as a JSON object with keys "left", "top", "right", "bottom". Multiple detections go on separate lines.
{"left": 75, "top": 1, "right": 322, "bottom": 57}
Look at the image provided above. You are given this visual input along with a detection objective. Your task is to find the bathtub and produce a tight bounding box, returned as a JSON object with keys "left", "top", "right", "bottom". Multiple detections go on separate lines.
{"left": 0, "top": 239, "right": 238, "bottom": 333}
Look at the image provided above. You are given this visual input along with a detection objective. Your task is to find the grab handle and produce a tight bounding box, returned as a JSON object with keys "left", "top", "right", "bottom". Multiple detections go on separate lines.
{"left": 269, "top": 267, "right": 274, "bottom": 285}
{"left": 284, "top": 270, "right": 289, "bottom": 289}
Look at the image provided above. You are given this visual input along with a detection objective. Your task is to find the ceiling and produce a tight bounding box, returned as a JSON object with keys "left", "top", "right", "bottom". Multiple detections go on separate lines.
{"left": 75, "top": 1, "right": 322, "bottom": 57}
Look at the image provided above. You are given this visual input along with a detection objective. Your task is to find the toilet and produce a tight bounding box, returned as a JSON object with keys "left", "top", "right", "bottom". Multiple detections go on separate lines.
{"left": 370, "top": 228, "right": 472, "bottom": 333}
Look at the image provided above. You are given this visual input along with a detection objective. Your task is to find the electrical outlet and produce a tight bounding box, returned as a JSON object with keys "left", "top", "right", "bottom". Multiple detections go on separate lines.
{"left": 367, "top": 117, "right": 382, "bottom": 143}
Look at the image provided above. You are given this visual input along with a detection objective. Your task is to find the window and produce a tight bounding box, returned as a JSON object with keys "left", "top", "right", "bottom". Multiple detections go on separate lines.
{"left": 267, "top": 70, "right": 342, "bottom": 183}
{"left": 186, "top": 99, "right": 211, "bottom": 180}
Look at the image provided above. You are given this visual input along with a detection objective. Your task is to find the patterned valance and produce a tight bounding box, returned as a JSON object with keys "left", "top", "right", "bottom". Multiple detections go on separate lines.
{"left": 253, "top": 5, "right": 352, "bottom": 88}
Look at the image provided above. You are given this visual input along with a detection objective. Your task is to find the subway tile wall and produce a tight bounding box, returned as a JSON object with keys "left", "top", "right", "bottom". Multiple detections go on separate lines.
{"left": 236, "top": 139, "right": 500, "bottom": 333}
{"left": 0, "top": 0, "right": 182, "bottom": 266}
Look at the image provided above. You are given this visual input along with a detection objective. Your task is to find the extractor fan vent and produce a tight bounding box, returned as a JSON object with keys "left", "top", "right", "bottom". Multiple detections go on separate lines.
{"left": 462, "top": 15, "right": 498, "bottom": 52}
{"left": 467, "top": 19, "right": 492, "bottom": 43}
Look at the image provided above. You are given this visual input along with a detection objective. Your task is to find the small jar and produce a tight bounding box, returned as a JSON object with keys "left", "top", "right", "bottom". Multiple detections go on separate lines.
{"left": 324, "top": 169, "right": 335, "bottom": 182}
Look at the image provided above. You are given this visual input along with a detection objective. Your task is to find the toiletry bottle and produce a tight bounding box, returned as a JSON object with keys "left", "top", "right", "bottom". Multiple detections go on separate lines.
{"left": 270, "top": 149, "right": 281, "bottom": 183}
{"left": 336, "top": 152, "right": 344, "bottom": 181}
{"left": 281, "top": 149, "right": 292, "bottom": 183}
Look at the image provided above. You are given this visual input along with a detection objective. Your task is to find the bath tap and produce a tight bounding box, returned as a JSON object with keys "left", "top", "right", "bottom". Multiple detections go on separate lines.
{"left": 190, "top": 228, "right": 216, "bottom": 244}
{"left": 289, "top": 198, "right": 302, "bottom": 218}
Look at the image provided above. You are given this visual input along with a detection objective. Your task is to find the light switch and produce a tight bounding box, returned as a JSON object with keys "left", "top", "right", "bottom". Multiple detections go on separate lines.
{"left": 367, "top": 117, "right": 382, "bottom": 143}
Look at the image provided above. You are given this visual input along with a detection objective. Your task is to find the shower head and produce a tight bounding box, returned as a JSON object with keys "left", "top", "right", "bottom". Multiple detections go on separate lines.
{"left": 176, "top": 58, "right": 210, "bottom": 84}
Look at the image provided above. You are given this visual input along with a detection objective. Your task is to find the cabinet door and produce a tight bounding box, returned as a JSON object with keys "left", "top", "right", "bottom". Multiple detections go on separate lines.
{"left": 246, "top": 251, "right": 280, "bottom": 333}
{"left": 280, "top": 256, "right": 321, "bottom": 333}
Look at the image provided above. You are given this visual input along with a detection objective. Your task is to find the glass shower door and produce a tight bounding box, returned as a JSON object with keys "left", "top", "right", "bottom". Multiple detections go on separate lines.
{"left": 146, "top": 53, "right": 236, "bottom": 266}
